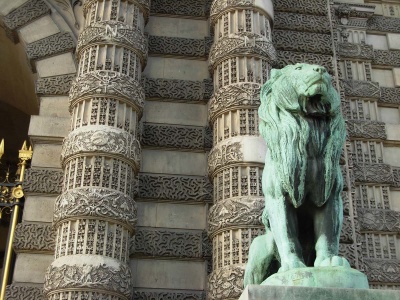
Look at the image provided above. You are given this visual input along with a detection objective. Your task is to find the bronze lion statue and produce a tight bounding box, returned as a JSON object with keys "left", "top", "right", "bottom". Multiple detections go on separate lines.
{"left": 244, "top": 63, "right": 350, "bottom": 286}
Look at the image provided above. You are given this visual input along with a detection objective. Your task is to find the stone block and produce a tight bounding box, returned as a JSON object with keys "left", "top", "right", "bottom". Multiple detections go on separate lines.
{"left": 390, "top": 190, "right": 400, "bottom": 211}
{"left": 388, "top": 33, "right": 400, "bottom": 50}
{"left": 18, "top": 15, "right": 59, "bottom": 44}
{"left": 0, "top": 0, "right": 29, "bottom": 15}
{"left": 386, "top": 124, "right": 400, "bottom": 141}
{"left": 144, "top": 57, "right": 209, "bottom": 81}
{"left": 36, "top": 53, "right": 76, "bottom": 77}
{"left": 31, "top": 143, "right": 62, "bottom": 168}
{"left": 380, "top": 107, "right": 400, "bottom": 124}
{"left": 366, "top": 34, "right": 388, "bottom": 50}
{"left": 239, "top": 285, "right": 400, "bottom": 300}
{"left": 143, "top": 101, "right": 207, "bottom": 126}
{"left": 261, "top": 267, "right": 368, "bottom": 289}
{"left": 384, "top": 146, "right": 400, "bottom": 167}
{"left": 394, "top": 68, "right": 400, "bottom": 87}
{"left": 141, "top": 149, "right": 208, "bottom": 176}
{"left": 39, "top": 97, "right": 70, "bottom": 118}
{"left": 137, "top": 202, "right": 207, "bottom": 230}
{"left": 146, "top": 16, "right": 208, "bottom": 39}
{"left": 372, "top": 68, "right": 395, "bottom": 88}
{"left": 130, "top": 259, "right": 206, "bottom": 290}
{"left": 28, "top": 115, "right": 69, "bottom": 142}
{"left": 13, "top": 253, "right": 53, "bottom": 283}
{"left": 23, "top": 195, "right": 56, "bottom": 223}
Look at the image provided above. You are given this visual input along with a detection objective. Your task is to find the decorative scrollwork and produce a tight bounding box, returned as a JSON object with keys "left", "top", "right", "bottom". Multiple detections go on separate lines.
{"left": 54, "top": 188, "right": 137, "bottom": 229}
{"left": 208, "top": 141, "right": 244, "bottom": 176}
{"left": 69, "top": 71, "right": 145, "bottom": 112}
{"left": 207, "top": 265, "right": 245, "bottom": 300}
{"left": 209, "top": 32, "right": 276, "bottom": 70}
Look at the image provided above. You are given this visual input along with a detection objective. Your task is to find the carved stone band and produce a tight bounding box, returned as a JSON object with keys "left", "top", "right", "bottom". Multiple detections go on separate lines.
{"left": 208, "top": 197, "right": 264, "bottom": 236}
{"left": 210, "top": 0, "right": 274, "bottom": 25}
{"left": 61, "top": 126, "right": 141, "bottom": 170}
{"left": 54, "top": 188, "right": 137, "bottom": 230}
{"left": 44, "top": 255, "right": 133, "bottom": 299}
{"left": 209, "top": 32, "right": 276, "bottom": 70}
{"left": 207, "top": 264, "right": 246, "bottom": 300}
{"left": 77, "top": 21, "right": 148, "bottom": 64}
{"left": 338, "top": 42, "right": 374, "bottom": 60}
{"left": 342, "top": 79, "right": 380, "bottom": 99}
{"left": 208, "top": 136, "right": 266, "bottom": 176}
{"left": 69, "top": 71, "right": 145, "bottom": 112}
{"left": 14, "top": 223, "right": 55, "bottom": 253}
{"left": 347, "top": 120, "right": 387, "bottom": 140}
{"left": 209, "top": 82, "right": 262, "bottom": 122}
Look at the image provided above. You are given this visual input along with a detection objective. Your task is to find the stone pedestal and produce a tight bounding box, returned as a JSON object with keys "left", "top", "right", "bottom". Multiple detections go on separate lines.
{"left": 262, "top": 267, "right": 369, "bottom": 289}
{"left": 239, "top": 285, "right": 400, "bottom": 300}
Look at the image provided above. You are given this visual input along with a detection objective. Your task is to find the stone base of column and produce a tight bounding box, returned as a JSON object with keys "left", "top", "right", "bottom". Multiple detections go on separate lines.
{"left": 239, "top": 285, "right": 400, "bottom": 300}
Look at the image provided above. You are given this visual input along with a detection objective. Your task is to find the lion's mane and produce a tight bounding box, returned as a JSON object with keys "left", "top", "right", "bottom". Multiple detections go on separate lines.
{"left": 259, "top": 64, "right": 346, "bottom": 207}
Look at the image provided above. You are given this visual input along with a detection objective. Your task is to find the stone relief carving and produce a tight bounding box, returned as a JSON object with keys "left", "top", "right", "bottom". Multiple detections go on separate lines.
{"left": 148, "top": 35, "right": 207, "bottom": 57}
{"left": 393, "top": 168, "right": 400, "bottom": 188}
{"left": 364, "top": 259, "right": 400, "bottom": 283}
{"left": 14, "top": 223, "right": 55, "bottom": 253}
{"left": 340, "top": 216, "right": 354, "bottom": 244}
{"left": 209, "top": 33, "right": 276, "bottom": 70}
{"left": 61, "top": 127, "right": 141, "bottom": 168}
{"left": 208, "top": 197, "right": 264, "bottom": 234}
{"left": 44, "top": 262, "right": 133, "bottom": 297}
{"left": 274, "top": 12, "right": 330, "bottom": 33}
{"left": 380, "top": 87, "right": 400, "bottom": 105}
{"left": 373, "top": 50, "right": 400, "bottom": 67}
{"left": 134, "top": 229, "right": 203, "bottom": 258}
{"left": 143, "top": 77, "right": 211, "bottom": 102}
{"left": 138, "top": 174, "right": 213, "bottom": 202}
{"left": 208, "top": 83, "right": 261, "bottom": 122}
{"left": 134, "top": 290, "right": 205, "bottom": 300}
{"left": 54, "top": 188, "right": 137, "bottom": 228}
{"left": 273, "top": 30, "right": 332, "bottom": 54}
{"left": 358, "top": 209, "right": 400, "bottom": 232}
{"left": 353, "top": 163, "right": 393, "bottom": 184}
{"left": 2, "top": 0, "right": 50, "bottom": 31}
{"left": 368, "top": 16, "right": 400, "bottom": 34}
{"left": 36, "top": 74, "right": 76, "bottom": 96}
{"left": 347, "top": 120, "right": 387, "bottom": 140}
{"left": 26, "top": 32, "right": 75, "bottom": 61}
{"left": 338, "top": 43, "right": 374, "bottom": 60}
{"left": 69, "top": 71, "right": 145, "bottom": 110}
{"left": 339, "top": 243, "right": 363, "bottom": 270}
{"left": 142, "top": 124, "right": 211, "bottom": 150}
{"left": 150, "top": 0, "right": 210, "bottom": 18}
{"left": 208, "top": 142, "right": 244, "bottom": 176}
{"left": 6, "top": 285, "right": 44, "bottom": 300}
{"left": 210, "top": 0, "right": 254, "bottom": 23}
{"left": 24, "top": 168, "right": 63, "bottom": 194}
{"left": 52, "top": 0, "right": 83, "bottom": 31}
{"left": 342, "top": 80, "right": 380, "bottom": 98}
{"left": 208, "top": 265, "right": 245, "bottom": 300}
{"left": 335, "top": 3, "right": 375, "bottom": 20}
{"left": 76, "top": 21, "right": 148, "bottom": 61}
{"left": 273, "top": 0, "right": 328, "bottom": 16}
{"left": 276, "top": 51, "right": 333, "bottom": 73}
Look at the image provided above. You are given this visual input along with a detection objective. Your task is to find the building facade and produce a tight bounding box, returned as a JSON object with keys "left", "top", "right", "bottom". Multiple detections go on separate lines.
{"left": 0, "top": 0, "right": 399, "bottom": 299}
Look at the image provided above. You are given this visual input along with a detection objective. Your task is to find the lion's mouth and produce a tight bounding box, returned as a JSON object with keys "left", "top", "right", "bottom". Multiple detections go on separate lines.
{"left": 302, "top": 94, "right": 330, "bottom": 117}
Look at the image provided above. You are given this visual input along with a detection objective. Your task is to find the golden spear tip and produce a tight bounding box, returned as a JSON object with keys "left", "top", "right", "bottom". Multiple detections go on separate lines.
{"left": 21, "top": 141, "right": 27, "bottom": 151}
{"left": 0, "top": 139, "right": 4, "bottom": 160}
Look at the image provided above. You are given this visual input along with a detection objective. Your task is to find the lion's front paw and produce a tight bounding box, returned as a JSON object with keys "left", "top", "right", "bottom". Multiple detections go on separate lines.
{"left": 315, "top": 255, "right": 351, "bottom": 268}
{"left": 278, "top": 259, "right": 306, "bottom": 273}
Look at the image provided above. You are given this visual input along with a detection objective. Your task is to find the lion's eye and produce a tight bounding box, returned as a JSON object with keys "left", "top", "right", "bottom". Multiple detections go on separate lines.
{"left": 295, "top": 66, "right": 302, "bottom": 70}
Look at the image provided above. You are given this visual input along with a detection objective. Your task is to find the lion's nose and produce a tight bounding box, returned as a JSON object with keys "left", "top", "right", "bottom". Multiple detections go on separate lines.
{"left": 313, "top": 66, "right": 326, "bottom": 74}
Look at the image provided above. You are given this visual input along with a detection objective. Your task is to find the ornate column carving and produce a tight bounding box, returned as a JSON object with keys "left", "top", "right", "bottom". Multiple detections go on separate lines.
{"left": 43, "top": 1, "right": 149, "bottom": 299}
{"left": 207, "top": 1, "right": 276, "bottom": 299}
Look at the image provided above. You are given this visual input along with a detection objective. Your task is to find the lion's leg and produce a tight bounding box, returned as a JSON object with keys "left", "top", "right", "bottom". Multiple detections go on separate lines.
{"left": 313, "top": 179, "right": 350, "bottom": 268}
{"left": 266, "top": 195, "right": 305, "bottom": 272}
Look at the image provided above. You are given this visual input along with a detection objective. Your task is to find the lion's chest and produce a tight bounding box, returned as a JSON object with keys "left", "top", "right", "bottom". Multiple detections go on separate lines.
{"left": 305, "top": 118, "right": 331, "bottom": 158}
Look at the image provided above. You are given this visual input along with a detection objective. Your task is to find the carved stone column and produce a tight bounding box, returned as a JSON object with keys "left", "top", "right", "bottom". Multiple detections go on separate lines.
{"left": 207, "top": 1, "right": 276, "bottom": 299}
{"left": 43, "top": 1, "right": 149, "bottom": 299}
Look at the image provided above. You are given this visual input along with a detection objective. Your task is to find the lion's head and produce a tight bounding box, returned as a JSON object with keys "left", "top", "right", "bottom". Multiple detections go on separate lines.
{"left": 259, "top": 63, "right": 346, "bottom": 207}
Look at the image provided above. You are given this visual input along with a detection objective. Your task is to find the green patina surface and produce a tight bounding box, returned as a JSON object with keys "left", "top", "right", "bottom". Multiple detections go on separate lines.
{"left": 244, "top": 64, "right": 363, "bottom": 288}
